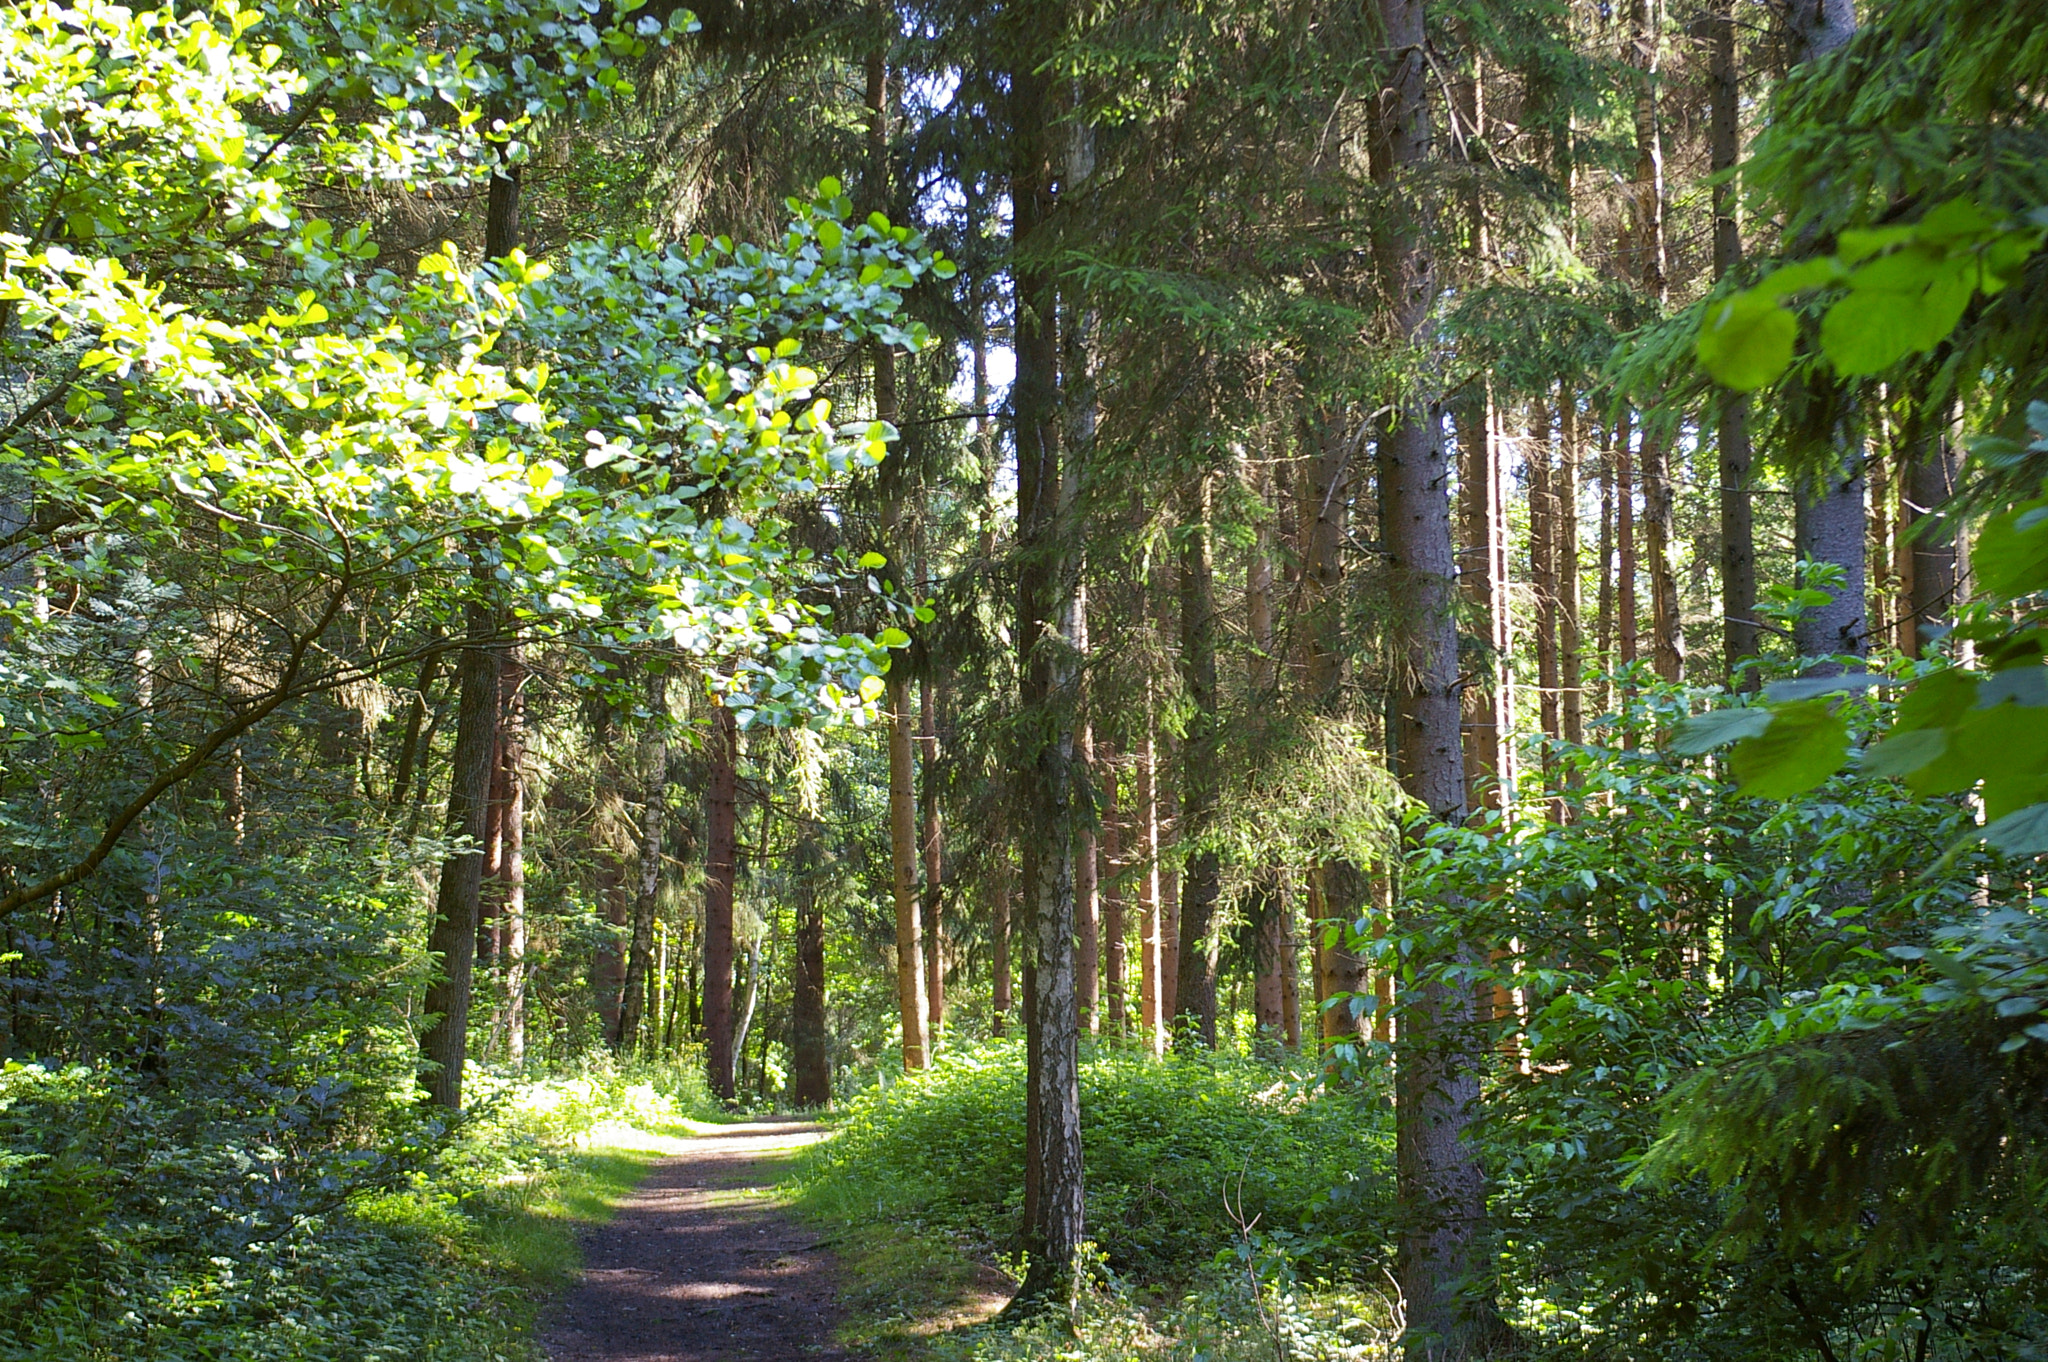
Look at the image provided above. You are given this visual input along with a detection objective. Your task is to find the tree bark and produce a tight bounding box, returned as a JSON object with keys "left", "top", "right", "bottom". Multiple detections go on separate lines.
{"left": 1373, "top": 0, "right": 1506, "bottom": 1343}
{"left": 1457, "top": 387, "right": 1511, "bottom": 815}
{"left": 1711, "top": 0, "right": 1758, "bottom": 687}
{"left": 1786, "top": 0, "right": 1864, "bottom": 677}
{"left": 1617, "top": 409, "right": 1639, "bottom": 667}
{"left": 1137, "top": 696, "right": 1163, "bottom": 1056}
{"left": 418, "top": 593, "right": 498, "bottom": 1111}
{"left": 1007, "top": 48, "right": 1084, "bottom": 1316}
{"left": 703, "top": 704, "right": 739, "bottom": 1101}
{"left": 921, "top": 676, "right": 946, "bottom": 1040}
{"left": 1904, "top": 411, "right": 1962, "bottom": 655}
{"left": 1174, "top": 477, "right": 1221, "bottom": 1049}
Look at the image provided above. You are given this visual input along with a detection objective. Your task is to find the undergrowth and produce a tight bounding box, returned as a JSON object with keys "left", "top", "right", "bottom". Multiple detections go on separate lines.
{"left": 0, "top": 1057, "right": 714, "bottom": 1360}
{"left": 791, "top": 1039, "right": 1398, "bottom": 1360}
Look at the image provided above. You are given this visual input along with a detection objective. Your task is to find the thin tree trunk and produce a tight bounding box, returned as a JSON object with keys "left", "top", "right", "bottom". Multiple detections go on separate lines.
{"left": 1099, "top": 743, "right": 1125, "bottom": 1036}
{"left": 1457, "top": 387, "right": 1510, "bottom": 814}
{"left": 418, "top": 592, "right": 497, "bottom": 1111}
{"left": 921, "top": 676, "right": 946, "bottom": 1040}
{"left": 1174, "top": 476, "right": 1221, "bottom": 1049}
{"left": 1617, "top": 408, "right": 1639, "bottom": 666}
{"left": 704, "top": 704, "right": 739, "bottom": 1101}
{"left": 1557, "top": 388, "right": 1584, "bottom": 743}
{"left": 613, "top": 665, "right": 667, "bottom": 1053}
{"left": 991, "top": 853, "right": 1012, "bottom": 1036}
{"left": 1598, "top": 426, "right": 1616, "bottom": 702}
{"left": 1077, "top": 713, "right": 1101, "bottom": 1036}
{"left": 501, "top": 648, "right": 528, "bottom": 1066}
{"left": 1712, "top": 0, "right": 1757, "bottom": 687}
{"left": 478, "top": 681, "right": 507, "bottom": 970}
{"left": 1531, "top": 400, "right": 1561, "bottom": 742}
{"left": 389, "top": 640, "right": 443, "bottom": 814}
{"left": 1373, "top": 0, "right": 1506, "bottom": 1341}
{"left": 1137, "top": 698, "right": 1163, "bottom": 1056}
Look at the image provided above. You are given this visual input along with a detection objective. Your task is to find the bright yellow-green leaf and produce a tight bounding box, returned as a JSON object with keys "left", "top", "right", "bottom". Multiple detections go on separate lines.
{"left": 1697, "top": 291, "right": 1797, "bottom": 390}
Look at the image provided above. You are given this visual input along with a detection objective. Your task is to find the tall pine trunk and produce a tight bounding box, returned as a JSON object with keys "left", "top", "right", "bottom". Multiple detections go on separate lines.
{"left": 789, "top": 837, "right": 830, "bottom": 1106}
{"left": 1711, "top": 0, "right": 1758, "bottom": 686}
{"left": 921, "top": 676, "right": 946, "bottom": 1040}
{"left": 1787, "top": 0, "right": 1864, "bottom": 674}
{"left": 1630, "top": 0, "right": 1684, "bottom": 683}
{"left": 1174, "top": 476, "right": 1221, "bottom": 1048}
{"left": 1007, "top": 50, "right": 1083, "bottom": 1316}
{"left": 1373, "top": 0, "right": 1505, "bottom": 1343}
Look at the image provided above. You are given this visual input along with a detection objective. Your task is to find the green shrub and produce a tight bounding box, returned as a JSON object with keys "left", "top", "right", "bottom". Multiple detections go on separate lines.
{"left": 794, "top": 1039, "right": 1391, "bottom": 1280}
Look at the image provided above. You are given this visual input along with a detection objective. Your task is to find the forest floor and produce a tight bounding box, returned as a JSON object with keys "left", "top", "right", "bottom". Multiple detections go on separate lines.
{"left": 539, "top": 1119, "right": 852, "bottom": 1362}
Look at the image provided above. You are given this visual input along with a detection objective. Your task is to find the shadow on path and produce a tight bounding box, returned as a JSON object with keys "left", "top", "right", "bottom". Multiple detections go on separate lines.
{"left": 542, "top": 1120, "right": 847, "bottom": 1362}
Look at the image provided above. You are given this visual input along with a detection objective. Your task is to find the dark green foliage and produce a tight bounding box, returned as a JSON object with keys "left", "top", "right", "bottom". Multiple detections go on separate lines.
{"left": 796, "top": 1041, "right": 1391, "bottom": 1280}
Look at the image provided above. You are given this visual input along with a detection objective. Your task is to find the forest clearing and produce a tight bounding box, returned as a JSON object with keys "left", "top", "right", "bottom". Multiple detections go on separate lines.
{"left": 2, "top": 0, "right": 2045, "bottom": 1357}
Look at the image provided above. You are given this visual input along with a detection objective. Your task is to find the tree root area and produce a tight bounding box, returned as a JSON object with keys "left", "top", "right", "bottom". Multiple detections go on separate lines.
{"left": 542, "top": 1120, "right": 849, "bottom": 1362}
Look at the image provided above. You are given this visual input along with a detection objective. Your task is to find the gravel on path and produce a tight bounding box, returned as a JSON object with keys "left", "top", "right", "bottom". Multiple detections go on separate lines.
{"left": 540, "top": 1120, "right": 849, "bottom": 1362}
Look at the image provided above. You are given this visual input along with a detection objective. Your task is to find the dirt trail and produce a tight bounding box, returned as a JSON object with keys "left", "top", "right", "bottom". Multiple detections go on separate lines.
{"left": 541, "top": 1120, "right": 849, "bottom": 1362}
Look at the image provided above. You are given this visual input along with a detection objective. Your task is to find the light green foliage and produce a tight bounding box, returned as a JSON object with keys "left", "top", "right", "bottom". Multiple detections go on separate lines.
{"left": 793, "top": 1041, "right": 1390, "bottom": 1282}
{"left": 1695, "top": 199, "right": 2044, "bottom": 390}
{"left": 1381, "top": 679, "right": 2031, "bottom": 1357}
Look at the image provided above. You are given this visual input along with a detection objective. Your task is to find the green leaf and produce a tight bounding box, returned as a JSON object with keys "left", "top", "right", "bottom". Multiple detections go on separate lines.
{"left": 1697, "top": 291, "right": 1797, "bottom": 390}
{"left": 876, "top": 627, "right": 911, "bottom": 648}
{"left": 857, "top": 551, "right": 888, "bottom": 570}
{"left": 1729, "top": 699, "right": 1849, "bottom": 798}
{"left": 1860, "top": 728, "right": 1946, "bottom": 779}
{"left": 1669, "top": 706, "right": 1773, "bottom": 755}
{"left": 1821, "top": 251, "right": 1974, "bottom": 376}
{"left": 1972, "top": 497, "right": 2048, "bottom": 601}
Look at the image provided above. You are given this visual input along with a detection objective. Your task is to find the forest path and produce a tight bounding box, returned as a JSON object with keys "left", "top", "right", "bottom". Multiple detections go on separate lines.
{"left": 540, "top": 1119, "right": 850, "bottom": 1362}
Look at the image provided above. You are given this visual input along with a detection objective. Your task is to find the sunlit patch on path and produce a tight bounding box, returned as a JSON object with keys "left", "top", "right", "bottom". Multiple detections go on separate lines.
{"left": 542, "top": 1120, "right": 845, "bottom": 1362}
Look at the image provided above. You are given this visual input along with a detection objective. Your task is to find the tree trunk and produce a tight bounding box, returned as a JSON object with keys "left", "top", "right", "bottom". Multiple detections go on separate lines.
{"left": 1373, "top": 0, "right": 1505, "bottom": 1343}
{"left": 1904, "top": 411, "right": 1962, "bottom": 655}
{"left": 1617, "top": 408, "right": 1639, "bottom": 667}
{"left": 477, "top": 677, "right": 507, "bottom": 969}
{"left": 1794, "top": 457, "right": 1869, "bottom": 669}
{"left": 1137, "top": 698, "right": 1163, "bottom": 1056}
{"left": 1099, "top": 744, "right": 1125, "bottom": 1036}
{"left": 1786, "top": 0, "right": 1863, "bottom": 676}
{"left": 1457, "top": 387, "right": 1511, "bottom": 815}
{"left": 500, "top": 648, "right": 528, "bottom": 1066}
{"left": 389, "top": 641, "right": 444, "bottom": 814}
{"left": 1077, "top": 713, "right": 1101, "bottom": 1037}
{"left": 612, "top": 665, "right": 667, "bottom": 1053}
{"left": 704, "top": 704, "right": 739, "bottom": 1101}
{"left": 1530, "top": 400, "right": 1561, "bottom": 742}
{"left": 1174, "top": 477, "right": 1221, "bottom": 1049}
{"left": 1557, "top": 388, "right": 1584, "bottom": 743}
{"left": 887, "top": 661, "right": 928, "bottom": 1067}
{"left": 418, "top": 593, "right": 497, "bottom": 1111}
{"left": 991, "top": 854, "right": 1012, "bottom": 1037}
{"left": 921, "top": 676, "right": 946, "bottom": 1040}
{"left": 1711, "top": 0, "right": 1758, "bottom": 687}
{"left": 1008, "top": 53, "right": 1084, "bottom": 1315}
